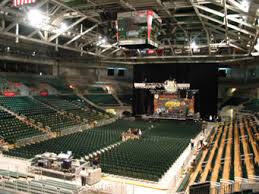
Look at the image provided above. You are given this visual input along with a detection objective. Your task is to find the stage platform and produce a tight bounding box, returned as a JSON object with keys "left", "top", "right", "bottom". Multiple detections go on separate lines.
{"left": 140, "top": 114, "right": 196, "bottom": 121}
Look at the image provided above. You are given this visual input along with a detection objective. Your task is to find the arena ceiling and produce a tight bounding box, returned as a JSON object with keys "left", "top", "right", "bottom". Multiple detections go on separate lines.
{"left": 0, "top": 0, "right": 259, "bottom": 64}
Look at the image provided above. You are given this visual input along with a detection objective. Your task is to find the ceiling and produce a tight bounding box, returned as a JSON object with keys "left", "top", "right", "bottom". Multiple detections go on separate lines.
{"left": 0, "top": 0, "right": 259, "bottom": 64}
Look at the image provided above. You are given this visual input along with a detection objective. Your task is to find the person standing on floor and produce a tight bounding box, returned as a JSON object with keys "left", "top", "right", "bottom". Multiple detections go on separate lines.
{"left": 80, "top": 167, "right": 87, "bottom": 186}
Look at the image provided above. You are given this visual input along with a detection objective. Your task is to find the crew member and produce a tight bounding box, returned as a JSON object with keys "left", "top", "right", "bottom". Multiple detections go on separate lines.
{"left": 80, "top": 168, "right": 87, "bottom": 186}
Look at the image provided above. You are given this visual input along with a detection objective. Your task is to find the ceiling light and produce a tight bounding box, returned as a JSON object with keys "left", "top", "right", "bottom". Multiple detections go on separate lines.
{"left": 231, "top": 88, "right": 236, "bottom": 93}
{"left": 97, "top": 37, "right": 107, "bottom": 46}
{"left": 27, "top": 9, "right": 49, "bottom": 28}
{"left": 191, "top": 42, "right": 197, "bottom": 49}
{"left": 60, "top": 22, "right": 68, "bottom": 31}
{"left": 241, "top": 0, "right": 249, "bottom": 12}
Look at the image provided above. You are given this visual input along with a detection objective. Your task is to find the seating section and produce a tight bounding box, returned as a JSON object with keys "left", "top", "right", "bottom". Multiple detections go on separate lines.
{"left": 0, "top": 169, "right": 79, "bottom": 194}
{"left": 4, "top": 120, "right": 128, "bottom": 159}
{"left": 183, "top": 115, "right": 259, "bottom": 192}
{"left": 0, "top": 96, "right": 79, "bottom": 132}
{"left": 243, "top": 99, "right": 259, "bottom": 112}
{"left": 35, "top": 95, "right": 79, "bottom": 111}
{"left": 100, "top": 120, "right": 201, "bottom": 181}
{"left": 5, "top": 75, "right": 37, "bottom": 88}
{"left": 35, "top": 95, "right": 107, "bottom": 122}
{"left": 0, "top": 77, "right": 9, "bottom": 91}
{"left": 0, "top": 75, "right": 72, "bottom": 93}
{"left": 0, "top": 169, "right": 33, "bottom": 179}
{"left": 86, "top": 86, "right": 106, "bottom": 94}
{"left": 144, "top": 120, "right": 201, "bottom": 139}
{"left": 41, "top": 78, "right": 72, "bottom": 93}
{"left": 0, "top": 110, "right": 44, "bottom": 144}
{"left": 221, "top": 97, "right": 249, "bottom": 107}
{"left": 117, "top": 94, "right": 132, "bottom": 105}
{"left": 3, "top": 119, "right": 201, "bottom": 182}
{"left": 101, "top": 136, "right": 190, "bottom": 181}
{"left": 85, "top": 94, "right": 120, "bottom": 106}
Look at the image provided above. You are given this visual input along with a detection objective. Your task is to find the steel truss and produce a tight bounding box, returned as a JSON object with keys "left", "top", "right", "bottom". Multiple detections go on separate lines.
{"left": 0, "top": 0, "right": 258, "bottom": 63}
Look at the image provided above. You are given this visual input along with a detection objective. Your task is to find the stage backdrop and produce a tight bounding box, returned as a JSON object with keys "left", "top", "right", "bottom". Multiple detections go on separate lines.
{"left": 133, "top": 63, "right": 218, "bottom": 118}
{"left": 154, "top": 94, "right": 195, "bottom": 116}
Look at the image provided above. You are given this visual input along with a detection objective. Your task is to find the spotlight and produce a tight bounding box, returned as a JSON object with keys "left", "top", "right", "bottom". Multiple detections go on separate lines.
{"left": 231, "top": 88, "right": 236, "bottom": 93}
{"left": 191, "top": 42, "right": 197, "bottom": 49}
{"left": 241, "top": 0, "right": 249, "bottom": 12}
{"left": 96, "top": 37, "right": 107, "bottom": 46}
{"left": 27, "top": 9, "right": 49, "bottom": 28}
{"left": 60, "top": 22, "right": 68, "bottom": 31}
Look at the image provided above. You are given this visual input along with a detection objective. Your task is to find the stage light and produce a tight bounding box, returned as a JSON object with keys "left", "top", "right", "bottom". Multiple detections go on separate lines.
{"left": 101, "top": 37, "right": 107, "bottom": 44}
{"left": 191, "top": 42, "right": 197, "bottom": 49}
{"left": 241, "top": 0, "right": 249, "bottom": 12}
{"left": 27, "top": 9, "right": 49, "bottom": 28}
{"left": 96, "top": 37, "right": 107, "bottom": 46}
{"left": 60, "top": 22, "right": 68, "bottom": 31}
{"left": 231, "top": 88, "right": 236, "bottom": 93}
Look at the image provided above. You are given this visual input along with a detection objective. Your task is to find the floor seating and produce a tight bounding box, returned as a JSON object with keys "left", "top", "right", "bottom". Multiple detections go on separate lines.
{"left": 101, "top": 136, "right": 190, "bottom": 181}
{"left": 144, "top": 120, "right": 201, "bottom": 139}
{"left": 100, "top": 120, "right": 201, "bottom": 181}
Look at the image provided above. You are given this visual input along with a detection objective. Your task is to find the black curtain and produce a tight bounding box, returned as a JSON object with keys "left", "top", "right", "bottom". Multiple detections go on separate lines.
{"left": 133, "top": 63, "right": 218, "bottom": 118}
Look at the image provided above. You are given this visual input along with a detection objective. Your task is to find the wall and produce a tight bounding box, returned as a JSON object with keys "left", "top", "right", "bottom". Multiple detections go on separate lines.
{"left": 58, "top": 63, "right": 133, "bottom": 94}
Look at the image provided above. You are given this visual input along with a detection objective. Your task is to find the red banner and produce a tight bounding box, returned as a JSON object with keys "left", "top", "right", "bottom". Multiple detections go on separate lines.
{"left": 4, "top": 91, "right": 16, "bottom": 97}
{"left": 13, "top": 0, "right": 36, "bottom": 6}
{"left": 40, "top": 91, "right": 48, "bottom": 96}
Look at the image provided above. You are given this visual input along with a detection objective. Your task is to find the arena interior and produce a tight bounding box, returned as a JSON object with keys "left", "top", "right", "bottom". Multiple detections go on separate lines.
{"left": 0, "top": 0, "right": 258, "bottom": 194}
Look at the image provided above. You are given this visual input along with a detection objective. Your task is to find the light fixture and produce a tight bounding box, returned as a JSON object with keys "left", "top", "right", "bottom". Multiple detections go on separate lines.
{"left": 96, "top": 37, "right": 107, "bottom": 46}
{"left": 241, "top": 0, "right": 249, "bottom": 12}
{"left": 39, "top": 72, "right": 42, "bottom": 76}
{"left": 191, "top": 41, "right": 198, "bottom": 51}
{"left": 27, "top": 9, "right": 49, "bottom": 28}
{"left": 231, "top": 88, "right": 236, "bottom": 93}
{"left": 60, "top": 22, "right": 68, "bottom": 31}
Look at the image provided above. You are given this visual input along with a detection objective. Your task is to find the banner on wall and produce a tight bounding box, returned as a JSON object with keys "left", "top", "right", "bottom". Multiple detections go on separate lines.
{"left": 40, "top": 91, "right": 49, "bottom": 96}
{"left": 4, "top": 91, "right": 16, "bottom": 97}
